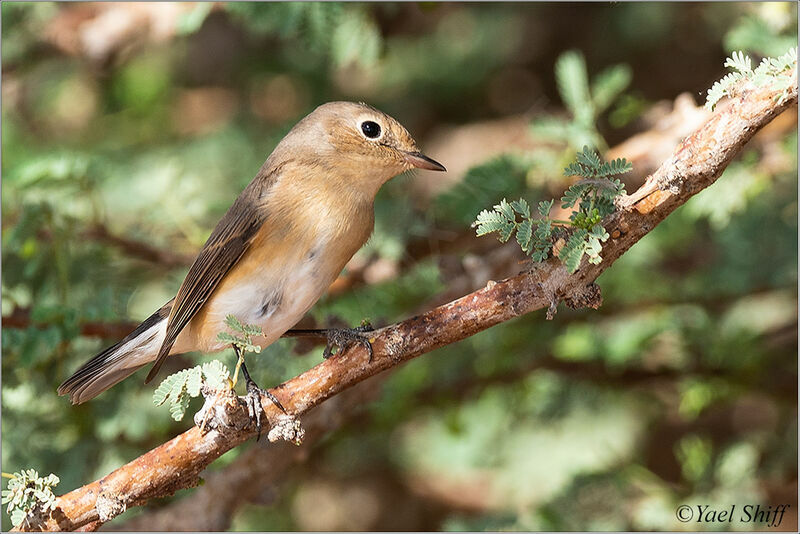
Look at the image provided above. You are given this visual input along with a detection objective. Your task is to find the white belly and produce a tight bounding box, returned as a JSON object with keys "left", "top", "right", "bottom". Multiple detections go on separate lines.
{"left": 186, "top": 248, "right": 335, "bottom": 353}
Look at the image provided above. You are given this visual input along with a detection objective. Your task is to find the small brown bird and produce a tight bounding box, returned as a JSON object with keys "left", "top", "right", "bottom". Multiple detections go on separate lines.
{"left": 58, "top": 102, "right": 445, "bottom": 431}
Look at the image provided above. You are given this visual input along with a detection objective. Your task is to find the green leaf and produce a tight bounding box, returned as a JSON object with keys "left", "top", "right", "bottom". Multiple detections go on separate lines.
{"left": 242, "top": 323, "right": 263, "bottom": 336}
{"left": 535, "top": 219, "right": 552, "bottom": 241}
{"left": 532, "top": 246, "right": 549, "bottom": 263}
{"left": 216, "top": 332, "right": 239, "bottom": 344}
{"left": 705, "top": 72, "right": 744, "bottom": 110}
{"left": 473, "top": 209, "right": 511, "bottom": 237}
{"left": 516, "top": 219, "right": 533, "bottom": 254}
{"left": 510, "top": 198, "right": 530, "bottom": 218}
{"left": 169, "top": 393, "right": 191, "bottom": 421}
{"left": 153, "top": 376, "right": 175, "bottom": 406}
{"left": 597, "top": 158, "right": 633, "bottom": 177}
{"left": 202, "top": 360, "right": 230, "bottom": 390}
{"left": 330, "top": 7, "right": 382, "bottom": 68}
{"left": 585, "top": 235, "right": 604, "bottom": 264}
{"left": 176, "top": 2, "right": 213, "bottom": 35}
{"left": 186, "top": 368, "right": 202, "bottom": 397}
{"left": 724, "top": 50, "right": 752, "bottom": 74}
{"left": 11, "top": 508, "right": 26, "bottom": 527}
{"left": 589, "top": 224, "right": 610, "bottom": 241}
{"left": 494, "top": 199, "right": 516, "bottom": 222}
{"left": 774, "top": 47, "right": 797, "bottom": 71}
{"left": 576, "top": 146, "right": 602, "bottom": 171}
{"left": 591, "top": 64, "right": 632, "bottom": 114}
{"left": 563, "top": 161, "right": 587, "bottom": 177}
{"left": 561, "top": 184, "right": 589, "bottom": 209}
{"left": 537, "top": 199, "right": 554, "bottom": 217}
{"left": 497, "top": 221, "right": 516, "bottom": 243}
{"left": 168, "top": 370, "right": 188, "bottom": 402}
{"left": 224, "top": 314, "right": 245, "bottom": 333}
{"left": 558, "top": 229, "right": 589, "bottom": 273}
{"left": 555, "top": 50, "right": 594, "bottom": 125}
{"left": 3, "top": 469, "right": 59, "bottom": 525}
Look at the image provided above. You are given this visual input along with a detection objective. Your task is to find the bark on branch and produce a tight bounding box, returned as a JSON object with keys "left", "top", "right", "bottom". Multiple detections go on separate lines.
{"left": 18, "top": 71, "right": 797, "bottom": 532}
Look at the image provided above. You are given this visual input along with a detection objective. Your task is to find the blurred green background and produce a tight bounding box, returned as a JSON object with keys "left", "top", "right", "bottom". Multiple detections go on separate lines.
{"left": 2, "top": 2, "right": 797, "bottom": 531}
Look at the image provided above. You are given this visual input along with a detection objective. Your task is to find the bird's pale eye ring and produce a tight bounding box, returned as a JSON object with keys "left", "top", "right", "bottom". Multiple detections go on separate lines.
{"left": 360, "top": 120, "right": 382, "bottom": 139}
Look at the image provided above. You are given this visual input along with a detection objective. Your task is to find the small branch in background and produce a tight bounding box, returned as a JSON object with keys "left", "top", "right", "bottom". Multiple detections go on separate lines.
{"left": 14, "top": 67, "right": 796, "bottom": 532}
{"left": 1, "top": 308, "right": 138, "bottom": 341}
{"left": 83, "top": 224, "right": 194, "bottom": 268}
{"left": 31, "top": 223, "right": 194, "bottom": 268}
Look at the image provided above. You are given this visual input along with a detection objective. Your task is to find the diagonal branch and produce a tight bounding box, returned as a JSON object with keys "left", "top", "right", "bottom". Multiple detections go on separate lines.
{"left": 17, "top": 70, "right": 797, "bottom": 532}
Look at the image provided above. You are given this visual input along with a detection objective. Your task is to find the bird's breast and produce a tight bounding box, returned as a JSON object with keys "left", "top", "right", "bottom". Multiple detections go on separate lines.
{"left": 180, "top": 202, "right": 373, "bottom": 353}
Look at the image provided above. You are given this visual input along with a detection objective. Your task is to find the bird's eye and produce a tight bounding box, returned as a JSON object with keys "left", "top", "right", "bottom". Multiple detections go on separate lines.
{"left": 360, "top": 121, "right": 381, "bottom": 139}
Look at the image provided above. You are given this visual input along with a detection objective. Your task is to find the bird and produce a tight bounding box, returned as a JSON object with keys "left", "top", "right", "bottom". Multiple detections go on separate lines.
{"left": 58, "top": 101, "right": 445, "bottom": 434}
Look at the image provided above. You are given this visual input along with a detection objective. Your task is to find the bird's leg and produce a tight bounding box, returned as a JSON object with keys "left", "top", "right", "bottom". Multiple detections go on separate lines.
{"left": 230, "top": 345, "right": 245, "bottom": 388}
{"left": 282, "top": 322, "right": 375, "bottom": 361}
{"left": 231, "top": 345, "right": 286, "bottom": 441}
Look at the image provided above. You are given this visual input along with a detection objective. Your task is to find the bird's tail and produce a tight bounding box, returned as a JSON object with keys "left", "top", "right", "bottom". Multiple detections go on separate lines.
{"left": 58, "top": 306, "right": 169, "bottom": 404}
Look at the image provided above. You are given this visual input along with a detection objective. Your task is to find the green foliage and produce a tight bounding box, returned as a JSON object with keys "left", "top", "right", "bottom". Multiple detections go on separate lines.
{"left": 2, "top": 470, "right": 59, "bottom": 527}
{"left": 153, "top": 360, "right": 231, "bottom": 422}
{"left": 473, "top": 147, "right": 629, "bottom": 273}
{"left": 154, "top": 315, "right": 265, "bottom": 421}
{"left": 532, "top": 50, "right": 632, "bottom": 151}
{"left": 705, "top": 47, "right": 797, "bottom": 110}
{"left": 176, "top": 3, "right": 214, "bottom": 36}
{"left": 684, "top": 156, "right": 770, "bottom": 229}
{"left": 225, "top": 3, "right": 381, "bottom": 69}
{"left": 434, "top": 155, "right": 531, "bottom": 227}
{"left": 676, "top": 434, "right": 714, "bottom": 483}
{"left": 217, "top": 314, "right": 263, "bottom": 354}
{"left": 724, "top": 7, "right": 798, "bottom": 57}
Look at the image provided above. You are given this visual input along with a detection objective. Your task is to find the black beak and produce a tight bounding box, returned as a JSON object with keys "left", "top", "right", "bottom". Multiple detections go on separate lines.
{"left": 403, "top": 151, "right": 446, "bottom": 172}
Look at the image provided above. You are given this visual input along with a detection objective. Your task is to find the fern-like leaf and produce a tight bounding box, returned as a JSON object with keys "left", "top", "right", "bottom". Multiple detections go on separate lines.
{"left": 591, "top": 64, "right": 632, "bottom": 114}
{"left": 555, "top": 50, "right": 593, "bottom": 125}
{"left": 510, "top": 198, "right": 530, "bottom": 218}
{"left": 224, "top": 314, "right": 245, "bottom": 332}
{"left": 535, "top": 219, "right": 552, "bottom": 241}
{"left": 186, "top": 367, "right": 203, "bottom": 397}
{"left": 516, "top": 219, "right": 533, "bottom": 254}
{"left": 597, "top": 158, "right": 633, "bottom": 177}
{"left": 169, "top": 393, "right": 191, "bottom": 421}
{"left": 494, "top": 199, "right": 515, "bottom": 222}
{"left": 725, "top": 50, "right": 752, "bottom": 74}
{"left": 537, "top": 199, "right": 554, "bottom": 217}
{"left": 561, "top": 183, "right": 590, "bottom": 209}
{"left": 473, "top": 209, "right": 511, "bottom": 236}
{"left": 497, "top": 221, "right": 515, "bottom": 242}
{"left": 559, "top": 229, "right": 589, "bottom": 273}
{"left": 202, "top": 360, "right": 230, "bottom": 389}
{"left": 153, "top": 378, "right": 173, "bottom": 406}
{"left": 576, "top": 145, "right": 602, "bottom": 171}
{"left": 705, "top": 72, "right": 742, "bottom": 111}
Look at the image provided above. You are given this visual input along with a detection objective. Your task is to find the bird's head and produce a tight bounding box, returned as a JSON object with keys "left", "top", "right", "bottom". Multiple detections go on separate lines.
{"left": 275, "top": 101, "right": 445, "bottom": 196}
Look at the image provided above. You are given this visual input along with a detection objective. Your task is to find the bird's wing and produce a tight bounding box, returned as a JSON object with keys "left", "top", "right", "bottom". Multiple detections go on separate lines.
{"left": 145, "top": 173, "right": 276, "bottom": 383}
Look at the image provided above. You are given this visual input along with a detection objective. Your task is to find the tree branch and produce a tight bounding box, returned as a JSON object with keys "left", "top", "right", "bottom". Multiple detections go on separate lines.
{"left": 1, "top": 308, "right": 138, "bottom": 340}
{"left": 18, "top": 71, "right": 796, "bottom": 532}
{"left": 83, "top": 224, "right": 194, "bottom": 268}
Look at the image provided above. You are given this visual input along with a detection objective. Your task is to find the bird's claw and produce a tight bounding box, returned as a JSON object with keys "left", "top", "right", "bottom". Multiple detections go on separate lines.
{"left": 244, "top": 381, "right": 263, "bottom": 441}
{"left": 242, "top": 377, "right": 285, "bottom": 442}
{"left": 322, "top": 324, "right": 375, "bottom": 361}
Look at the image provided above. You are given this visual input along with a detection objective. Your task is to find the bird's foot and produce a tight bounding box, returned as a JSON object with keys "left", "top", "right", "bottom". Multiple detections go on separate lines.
{"left": 322, "top": 323, "right": 375, "bottom": 361}
{"left": 238, "top": 355, "right": 285, "bottom": 441}
{"left": 242, "top": 379, "right": 287, "bottom": 441}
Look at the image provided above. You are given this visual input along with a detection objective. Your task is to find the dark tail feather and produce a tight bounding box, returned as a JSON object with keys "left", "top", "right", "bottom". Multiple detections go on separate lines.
{"left": 58, "top": 307, "right": 168, "bottom": 404}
